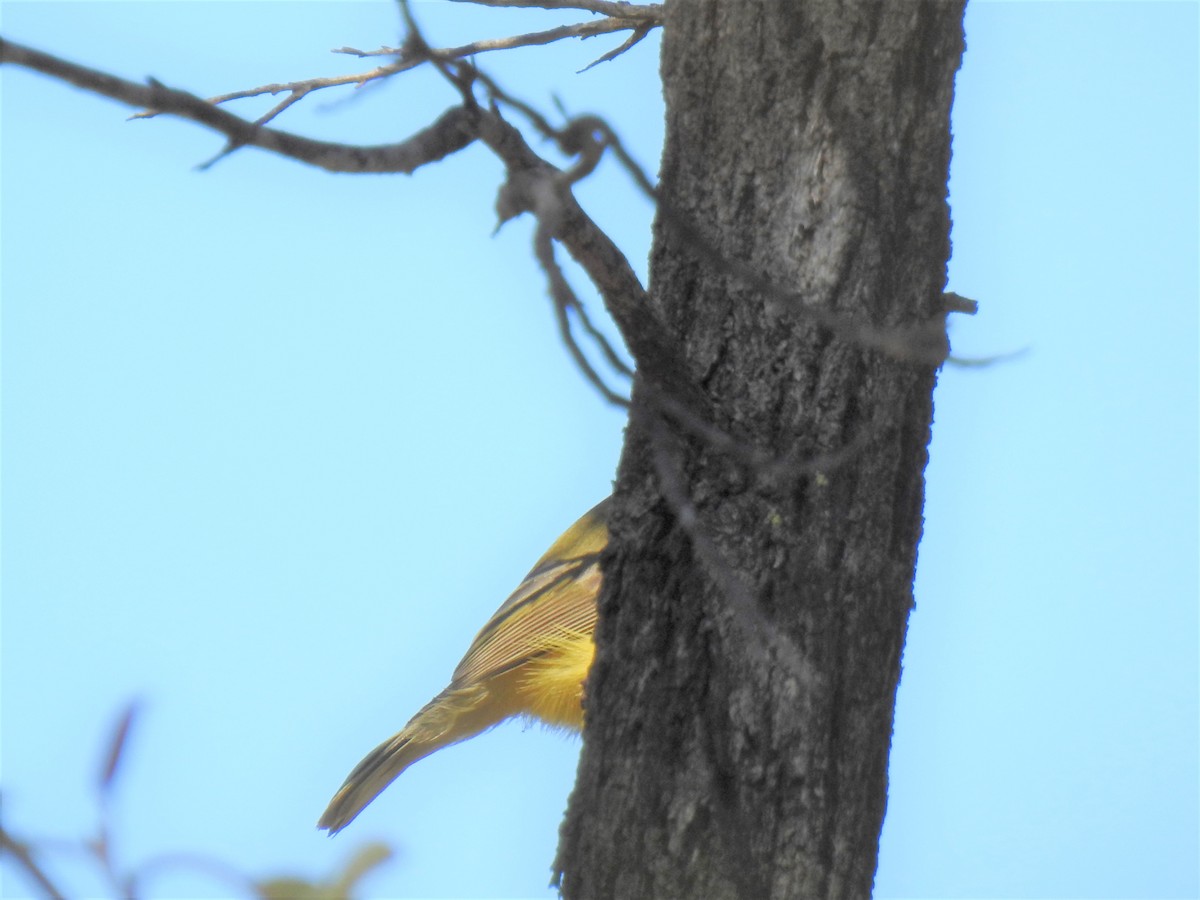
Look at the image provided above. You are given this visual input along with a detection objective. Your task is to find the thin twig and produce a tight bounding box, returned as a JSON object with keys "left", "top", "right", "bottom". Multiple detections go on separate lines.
{"left": 579, "top": 22, "right": 654, "bottom": 72}
{"left": 252, "top": 90, "right": 310, "bottom": 128}
{"left": 570, "top": 295, "right": 635, "bottom": 378}
{"left": 343, "top": 17, "right": 654, "bottom": 60}
{"left": 201, "top": 62, "right": 407, "bottom": 109}
{"left": 448, "top": 0, "right": 662, "bottom": 18}
{"left": 533, "top": 200, "right": 632, "bottom": 408}
{"left": 177, "top": 14, "right": 652, "bottom": 123}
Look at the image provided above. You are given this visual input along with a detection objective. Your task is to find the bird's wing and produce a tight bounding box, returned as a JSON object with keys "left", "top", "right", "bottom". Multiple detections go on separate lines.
{"left": 449, "top": 498, "right": 609, "bottom": 688}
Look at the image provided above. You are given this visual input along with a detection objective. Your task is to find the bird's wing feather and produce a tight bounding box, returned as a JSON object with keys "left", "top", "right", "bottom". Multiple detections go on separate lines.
{"left": 450, "top": 498, "right": 609, "bottom": 687}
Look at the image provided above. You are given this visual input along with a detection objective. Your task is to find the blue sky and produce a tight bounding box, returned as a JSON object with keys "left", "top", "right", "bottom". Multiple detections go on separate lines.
{"left": 2, "top": 3, "right": 1196, "bottom": 899}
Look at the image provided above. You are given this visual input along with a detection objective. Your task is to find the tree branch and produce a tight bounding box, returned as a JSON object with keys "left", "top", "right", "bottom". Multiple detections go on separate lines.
{"left": 475, "top": 107, "right": 704, "bottom": 410}
{"left": 341, "top": 16, "right": 655, "bottom": 61}
{"left": 0, "top": 37, "right": 477, "bottom": 173}
{"left": 579, "top": 22, "right": 655, "bottom": 72}
{"left": 189, "top": 15, "right": 657, "bottom": 130}
{"left": 4, "top": 24, "right": 683, "bottom": 411}
{"left": 448, "top": 0, "right": 663, "bottom": 19}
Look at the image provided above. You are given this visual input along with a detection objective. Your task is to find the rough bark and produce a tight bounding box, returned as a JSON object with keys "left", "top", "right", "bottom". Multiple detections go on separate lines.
{"left": 557, "top": 2, "right": 965, "bottom": 898}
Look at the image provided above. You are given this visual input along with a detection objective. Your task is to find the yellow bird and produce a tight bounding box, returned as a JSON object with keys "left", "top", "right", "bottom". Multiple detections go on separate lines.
{"left": 318, "top": 498, "right": 610, "bottom": 834}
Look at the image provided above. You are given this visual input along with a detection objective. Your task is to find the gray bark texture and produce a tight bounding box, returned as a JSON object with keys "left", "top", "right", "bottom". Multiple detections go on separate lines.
{"left": 556, "top": 2, "right": 965, "bottom": 899}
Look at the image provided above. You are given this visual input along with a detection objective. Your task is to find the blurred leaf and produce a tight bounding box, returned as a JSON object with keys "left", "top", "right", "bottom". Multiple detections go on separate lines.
{"left": 256, "top": 876, "right": 334, "bottom": 900}
{"left": 255, "top": 843, "right": 392, "bottom": 900}
{"left": 330, "top": 842, "right": 392, "bottom": 895}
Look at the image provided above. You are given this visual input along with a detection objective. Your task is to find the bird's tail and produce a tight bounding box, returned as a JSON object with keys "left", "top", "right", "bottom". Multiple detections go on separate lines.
{"left": 318, "top": 683, "right": 490, "bottom": 834}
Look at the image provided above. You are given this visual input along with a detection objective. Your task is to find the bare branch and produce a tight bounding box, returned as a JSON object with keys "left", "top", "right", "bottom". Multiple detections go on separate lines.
{"left": 194, "top": 14, "right": 655, "bottom": 125}
{"left": 579, "top": 22, "right": 654, "bottom": 72}
{"left": 473, "top": 105, "right": 706, "bottom": 408}
{"left": 570, "top": 295, "right": 635, "bottom": 379}
{"left": 4, "top": 21, "right": 671, "bottom": 407}
{"left": 394, "top": 48, "right": 702, "bottom": 408}
{"left": 249, "top": 90, "right": 310, "bottom": 128}
{"left": 448, "top": 0, "right": 663, "bottom": 18}
{"left": 0, "top": 37, "right": 478, "bottom": 173}
{"left": 200, "top": 61, "right": 409, "bottom": 111}
{"left": 342, "top": 17, "right": 656, "bottom": 61}
{"left": 532, "top": 193, "right": 632, "bottom": 408}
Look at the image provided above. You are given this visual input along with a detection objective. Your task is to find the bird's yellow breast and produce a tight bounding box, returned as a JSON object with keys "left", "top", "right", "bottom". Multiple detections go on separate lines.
{"left": 512, "top": 625, "right": 596, "bottom": 729}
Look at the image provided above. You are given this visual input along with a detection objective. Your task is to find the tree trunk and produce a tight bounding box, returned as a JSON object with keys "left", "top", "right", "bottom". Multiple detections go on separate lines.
{"left": 557, "top": 2, "right": 965, "bottom": 898}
